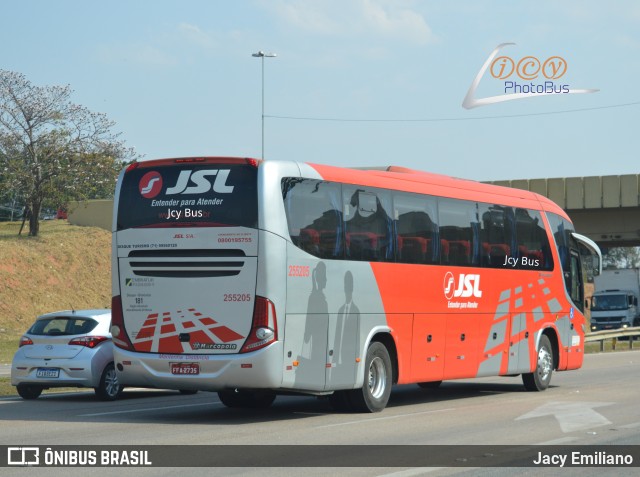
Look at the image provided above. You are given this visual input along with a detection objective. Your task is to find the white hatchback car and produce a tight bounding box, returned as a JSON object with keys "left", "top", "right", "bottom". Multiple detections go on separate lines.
{"left": 11, "top": 309, "right": 123, "bottom": 400}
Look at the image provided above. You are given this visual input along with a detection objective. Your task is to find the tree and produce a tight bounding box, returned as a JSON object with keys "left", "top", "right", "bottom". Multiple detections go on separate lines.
{"left": 602, "top": 247, "right": 640, "bottom": 270}
{"left": 0, "top": 69, "right": 136, "bottom": 236}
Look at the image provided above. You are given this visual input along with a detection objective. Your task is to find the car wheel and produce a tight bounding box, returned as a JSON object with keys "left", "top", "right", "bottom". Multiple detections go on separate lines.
{"left": 522, "top": 335, "right": 553, "bottom": 391}
{"left": 95, "top": 363, "right": 123, "bottom": 401}
{"left": 348, "top": 341, "right": 392, "bottom": 413}
{"left": 16, "top": 384, "right": 43, "bottom": 400}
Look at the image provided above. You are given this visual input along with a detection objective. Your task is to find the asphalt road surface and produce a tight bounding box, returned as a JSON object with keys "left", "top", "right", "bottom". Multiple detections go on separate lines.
{"left": 1, "top": 351, "right": 639, "bottom": 476}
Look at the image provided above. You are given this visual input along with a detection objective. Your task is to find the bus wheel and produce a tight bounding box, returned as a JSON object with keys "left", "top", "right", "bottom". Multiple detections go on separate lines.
{"left": 349, "top": 341, "right": 392, "bottom": 413}
{"left": 522, "top": 335, "right": 553, "bottom": 391}
{"left": 218, "top": 389, "right": 276, "bottom": 408}
{"left": 417, "top": 380, "right": 442, "bottom": 389}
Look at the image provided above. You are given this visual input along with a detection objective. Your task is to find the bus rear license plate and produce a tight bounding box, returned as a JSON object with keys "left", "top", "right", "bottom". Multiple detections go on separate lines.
{"left": 170, "top": 363, "right": 200, "bottom": 375}
{"left": 36, "top": 368, "right": 60, "bottom": 378}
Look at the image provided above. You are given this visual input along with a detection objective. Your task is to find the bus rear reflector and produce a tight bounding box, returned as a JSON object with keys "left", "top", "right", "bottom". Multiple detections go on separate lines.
{"left": 240, "top": 296, "right": 278, "bottom": 353}
{"left": 110, "top": 295, "right": 135, "bottom": 351}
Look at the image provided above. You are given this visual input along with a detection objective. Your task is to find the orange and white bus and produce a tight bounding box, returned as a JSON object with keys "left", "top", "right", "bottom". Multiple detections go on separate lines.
{"left": 111, "top": 157, "right": 601, "bottom": 412}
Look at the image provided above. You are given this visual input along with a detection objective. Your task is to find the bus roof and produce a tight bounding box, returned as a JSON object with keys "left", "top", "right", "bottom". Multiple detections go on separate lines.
{"left": 123, "top": 156, "right": 569, "bottom": 221}
{"left": 307, "top": 162, "right": 569, "bottom": 220}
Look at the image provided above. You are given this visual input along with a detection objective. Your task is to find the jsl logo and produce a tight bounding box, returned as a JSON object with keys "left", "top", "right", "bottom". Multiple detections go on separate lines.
{"left": 138, "top": 169, "right": 235, "bottom": 199}
{"left": 444, "top": 272, "right": 483, "bottom": 300}
{"left": 166, "top": 169, "right": 234, "bottom": 195}
{"left": 139, "top": 171, "right": 163, "bottom": 199}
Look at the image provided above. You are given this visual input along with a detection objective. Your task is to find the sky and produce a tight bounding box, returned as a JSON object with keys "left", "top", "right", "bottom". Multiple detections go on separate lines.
{"left": 2, "top": 0, "right": 639, "bottom": 181}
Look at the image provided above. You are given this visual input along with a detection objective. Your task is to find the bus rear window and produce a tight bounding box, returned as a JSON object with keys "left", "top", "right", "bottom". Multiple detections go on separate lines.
{"left": 116, "top": 164, "right": 258, "bottom": 230}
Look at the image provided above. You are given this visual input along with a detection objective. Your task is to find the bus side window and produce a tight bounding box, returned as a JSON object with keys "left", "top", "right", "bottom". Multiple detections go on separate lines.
{"left": 514, "top": 208, "right": 553, "bottom": 271}
{"left": 393, "top": 192, "right": 438, "bottom": 265}
{"left": 282, "top": 178, "right": 343, "bottom": 259}
{"left": 438, "top": 199, "right": 477, "bottom": 267}
{"left": 478, "top": 204, "right": 514, "bottom": 268}
{"left": 343, "top": 186, "right": 393, "bottom": 262}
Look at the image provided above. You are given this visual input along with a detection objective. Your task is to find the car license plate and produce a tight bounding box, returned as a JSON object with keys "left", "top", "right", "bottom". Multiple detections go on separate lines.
{"left": 170, "top": 363, "right": 200, "bottom": 375}
{"left": 36, "top": 368, "right": 60, "bottom": 378}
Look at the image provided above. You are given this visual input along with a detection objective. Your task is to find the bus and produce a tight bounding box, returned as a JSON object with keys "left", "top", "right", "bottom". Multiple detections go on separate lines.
{"left": 111, "top": 157, "right": 601, "bottom": 412}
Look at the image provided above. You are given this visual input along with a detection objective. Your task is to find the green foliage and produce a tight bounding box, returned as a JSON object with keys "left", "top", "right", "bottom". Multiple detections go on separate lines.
{"left": 0, "top": 69, "right": 137, "bottom": 235}
{"left": 602, "top": 247, "right": 640, "bottom": 269}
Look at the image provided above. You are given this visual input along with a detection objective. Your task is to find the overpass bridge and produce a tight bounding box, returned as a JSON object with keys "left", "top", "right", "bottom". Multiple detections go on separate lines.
{"left": 488, "top": 174, "right": 640, "bottom": 249}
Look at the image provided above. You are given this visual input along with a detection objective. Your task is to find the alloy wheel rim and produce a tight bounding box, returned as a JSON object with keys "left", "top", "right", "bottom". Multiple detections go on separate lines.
{"left": 105, "top": 368, "right": 120, "bottom": 396}
{"left": 368, "top": 356, "right": 387, "bottom": 399}
{"left": 537, "top": 347, "right": 552, "bottom": 382}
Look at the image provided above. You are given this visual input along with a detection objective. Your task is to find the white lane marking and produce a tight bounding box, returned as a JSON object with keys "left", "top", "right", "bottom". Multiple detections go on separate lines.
{"left": 535, "top": 436, "right": 579, "bottom": 445}
{"left": 316, "top": 408, "right": 455, "bottom": 429}
{"left": 377, "top": 468, "right": 447, "bottom": 476}
{"left": 79, "top": 401, "right": 220, "bottom": 417}
{"left": 515, "top": 401, "right": 613, "bottom": 433}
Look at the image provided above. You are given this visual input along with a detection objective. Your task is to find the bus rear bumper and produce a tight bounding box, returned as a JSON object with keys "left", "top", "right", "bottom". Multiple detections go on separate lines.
{"left": 113, "top": 342, "right": 284, "bottom": 391}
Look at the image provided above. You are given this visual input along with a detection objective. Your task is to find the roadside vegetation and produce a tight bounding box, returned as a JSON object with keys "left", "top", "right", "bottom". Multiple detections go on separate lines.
{"left": 0, "top": 220, "right": 110, "bottom": 396}
{"left": 0, "top": 220, "right": 110, "bottom": 333}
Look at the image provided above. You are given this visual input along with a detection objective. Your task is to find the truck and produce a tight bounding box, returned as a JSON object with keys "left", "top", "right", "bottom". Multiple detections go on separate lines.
{"left": 590, "top": 268, "right": 640, "bottom": 331}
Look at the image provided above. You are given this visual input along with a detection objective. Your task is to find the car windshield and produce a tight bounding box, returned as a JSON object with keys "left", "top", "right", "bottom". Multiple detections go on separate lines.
{"left": 28, "top": 317, "right": 98, "bottom": 336}
{"left": 591, "top": 295, "right": 628, "bottom": 311}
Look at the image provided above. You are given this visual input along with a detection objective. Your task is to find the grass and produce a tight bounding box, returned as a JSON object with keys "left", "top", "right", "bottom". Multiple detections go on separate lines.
{"left": 0, "top": 378, "right": 14, "bottom": 396}
{"left": 0, "top": 333, "right": 18, "bottom": 364}
{"left": 0, "top": 220, "right": 111, "bottom": 333}
{"left": 0, "top": 220, "right": 111, "bottom": 397}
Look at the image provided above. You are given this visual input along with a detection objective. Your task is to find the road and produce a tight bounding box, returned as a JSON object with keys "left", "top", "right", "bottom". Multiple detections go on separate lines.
{"left": 1, "top": 351, "right": 639, "bottom": 476}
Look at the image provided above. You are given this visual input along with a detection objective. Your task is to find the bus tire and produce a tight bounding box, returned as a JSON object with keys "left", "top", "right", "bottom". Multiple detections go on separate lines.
{"left": 17, "top": 384, "right": 43, "bottom": 400}
{"left": 522, "top": 334, "right": 553, "bottom": 391}
{"left": 218, "top": 389, "right": 276, "bottom": 408}
{"left": 348, "top": 341, "right": 392, "bottom": 413}
{"left": 417, "top": 380, "right": 442, "bottom": 389}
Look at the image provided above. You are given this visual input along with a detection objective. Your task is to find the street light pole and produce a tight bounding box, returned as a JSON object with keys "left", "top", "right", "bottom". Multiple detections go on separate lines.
{"left": 252, "top": 50, "right": 277, "bottom": 159}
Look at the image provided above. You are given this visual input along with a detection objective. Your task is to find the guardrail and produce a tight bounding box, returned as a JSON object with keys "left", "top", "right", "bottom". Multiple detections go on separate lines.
{"left": 585, "top": 326, "right": 640, "bottom": 352}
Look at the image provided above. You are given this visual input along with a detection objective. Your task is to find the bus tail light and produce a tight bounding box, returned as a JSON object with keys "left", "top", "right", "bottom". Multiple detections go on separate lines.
{"left": 110, "top": 295, "right": 135, "bottom": 351}
{"left": 240, "top": 296, "right": 278, "bottom": 353}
